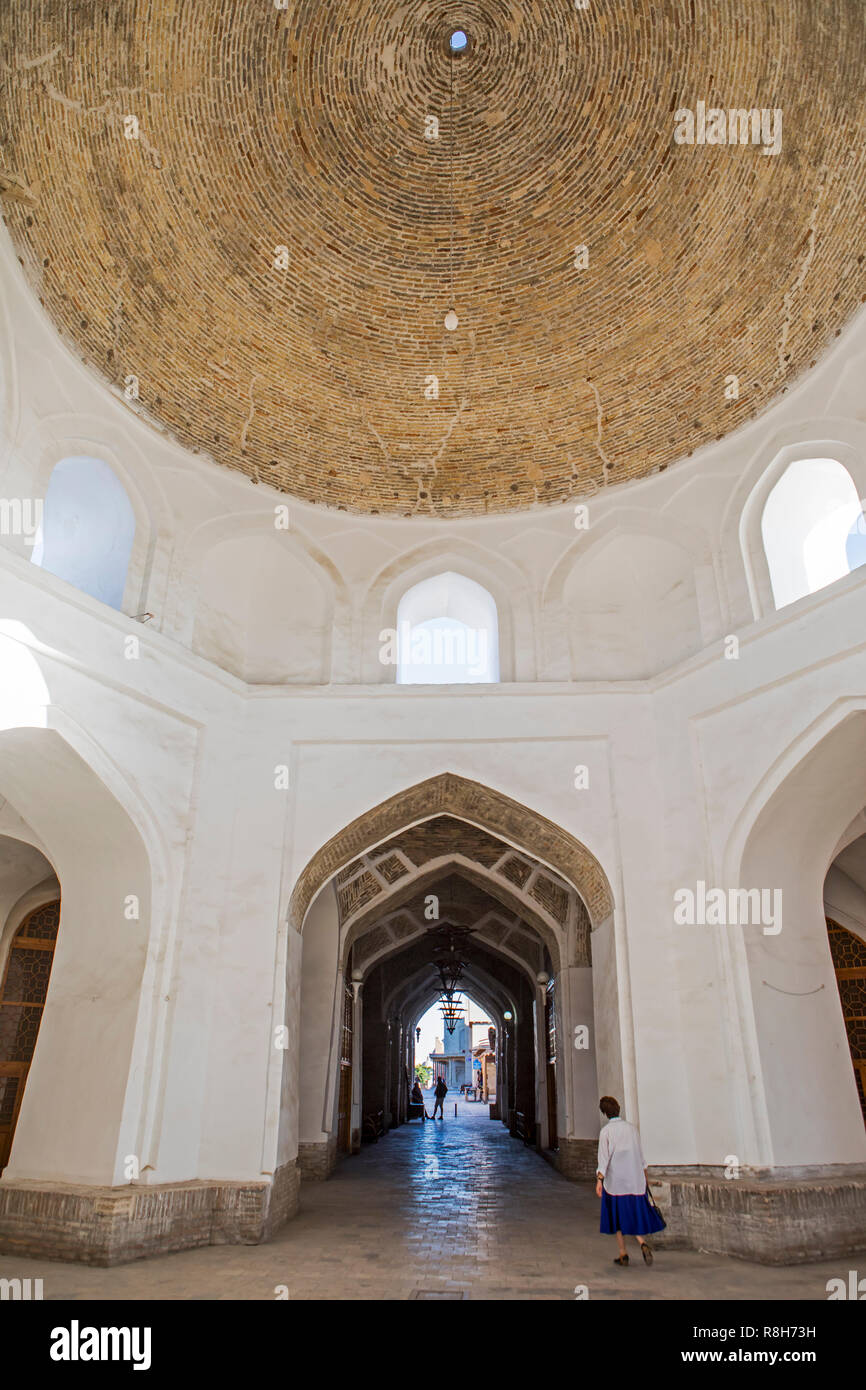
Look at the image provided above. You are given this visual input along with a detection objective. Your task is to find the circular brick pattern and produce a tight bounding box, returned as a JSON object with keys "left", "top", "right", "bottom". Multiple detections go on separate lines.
{"left": 1, "top": 2, "right": 865, "bottom": 515}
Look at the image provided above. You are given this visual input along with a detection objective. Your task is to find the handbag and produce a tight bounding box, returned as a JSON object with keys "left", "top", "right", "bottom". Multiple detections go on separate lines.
{"left": 646, "top": 1183, "right": 665, "bottom": 1220}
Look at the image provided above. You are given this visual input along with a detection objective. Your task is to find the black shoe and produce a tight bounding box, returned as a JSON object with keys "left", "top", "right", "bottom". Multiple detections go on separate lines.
{"left": 641, "top": 1244, "right": 654, "bottom": 1265}
{"left": 613, "top": 1255, "right": 629, "bottom": 1266}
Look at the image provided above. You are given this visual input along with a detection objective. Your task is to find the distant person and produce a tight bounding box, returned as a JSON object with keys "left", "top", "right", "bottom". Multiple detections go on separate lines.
{"left": 432, "top": 1075, "right": 448, "bottom": 1119}
{"left": 596, "top": 1096, "right": 665, "bottom": 1266}
{"left": 410, "top": 1079, "right": 428, "bottom": 1121}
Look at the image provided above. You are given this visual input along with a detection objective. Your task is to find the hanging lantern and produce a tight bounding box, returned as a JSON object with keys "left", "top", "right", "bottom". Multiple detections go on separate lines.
{"left": 437, "top": 959, "right": 464, "bottom": 995}
{"left": 440, "top": 994, "right": 464, "bottom": 1035}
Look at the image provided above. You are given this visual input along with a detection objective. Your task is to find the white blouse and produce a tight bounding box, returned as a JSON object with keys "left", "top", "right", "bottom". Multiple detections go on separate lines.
{"left": 596, "top": 1117, "right": 647, "bottom": 1196}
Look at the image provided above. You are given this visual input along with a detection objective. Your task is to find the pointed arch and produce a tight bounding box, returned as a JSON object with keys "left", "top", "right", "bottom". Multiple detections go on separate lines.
{"left": 359, "top": 536, "right": 533, "bottom": 682}
{"left": 730, "top": 427, "right": 866, "bottom": 621}
{"left": 168, "top": 510, "right": 350, "bottom": 681}
{"left": 389, "top": 971, "right": 511, "bottom": 1032}
{"left": 542, "top": 505, "right": 711, "bottom": 608}
{"left": 396, "top": 571, "right": 499, "bottom": 684}
{"left": 11, "top": 417, "right": 168, "bottom": 618}
{"left": 0, "top": 721, "right": 163, "bottom": 1187}
{"left": 761, "top": 457, "right": 866, "bottom": 609}
{"left": 289, "top": 772, "right": 614, "bottom": 933}
{"left": 723, "top": 699, "right": 866, "bottom": 890}
{"left": 721, "top": 702, "right": 866, "bottom": 1167}
{"left": 543, "top": 509, "right": 711, "bottom": 679}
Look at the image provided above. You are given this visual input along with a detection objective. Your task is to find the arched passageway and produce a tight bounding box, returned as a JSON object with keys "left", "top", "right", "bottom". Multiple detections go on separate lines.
{"left": 0, "top": 899, "right": 61, "bottom": 1171}
{"left": 731, "top": 707, "right": 866, "bottom": 1166}
{"left": 0, "top": 830, "right": 61, "bottom": 1173}
{"left": 359, "top": 921, "right": 540, "bottom": 1147}
{"left": 823, "top": 825, "right": 866, "bottom": 1128}
{"left": 293, "top": 775, "right": 618, "bottom": 1187}
{"left": 0, "top": 724, "right": 157, "bottom": 1187}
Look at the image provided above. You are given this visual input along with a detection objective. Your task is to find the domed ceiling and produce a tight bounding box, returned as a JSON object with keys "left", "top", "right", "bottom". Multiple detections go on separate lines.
{"left": 1, "top": 2, "right": 865, "bottom": 516}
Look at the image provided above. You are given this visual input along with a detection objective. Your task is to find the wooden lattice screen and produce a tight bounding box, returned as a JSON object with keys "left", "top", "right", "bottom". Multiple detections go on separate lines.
{"left": 337, "top": 980, "right": 354, "bottom": 1153}
{"left": 827, "top": 917, "right": 866, "bottom": 1127}
{"left": 0, "top": 900, "right": 61, "bottom": 1171}
{"left": 545, "top": 978, "right": 558, "bottom": 1150}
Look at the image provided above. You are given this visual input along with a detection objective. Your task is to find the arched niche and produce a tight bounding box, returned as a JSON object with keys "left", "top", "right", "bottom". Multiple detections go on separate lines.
{"left": 31, "top": 455, "right": 136, "bottom": 610}
{"left": 192, "top": 534, "right": 331, "bottom": 683}
{"left": 563, "top": 531, "right": 703, "bottom": 679}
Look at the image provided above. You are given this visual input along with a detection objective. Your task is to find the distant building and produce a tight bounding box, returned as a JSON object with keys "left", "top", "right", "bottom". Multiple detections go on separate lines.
{"left": 429, "top": 1015, "right": 495, "bottom": 1095}
{"left": 429, "top": 1020, "right": 471, "bottom": 1089}
{"left": 472, "top": 1039, "right": 497, "bottom": 1103}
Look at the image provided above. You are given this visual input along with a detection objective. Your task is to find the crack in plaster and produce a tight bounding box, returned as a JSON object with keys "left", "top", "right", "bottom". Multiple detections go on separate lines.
{"left": 412, "top": 396, "right": 469, "bottom": 514}
{"left": 585, "top": 377, "right": 612, "bottom": 484}
{"left": 239, "top": 373, "right": 261, "bottom": 454}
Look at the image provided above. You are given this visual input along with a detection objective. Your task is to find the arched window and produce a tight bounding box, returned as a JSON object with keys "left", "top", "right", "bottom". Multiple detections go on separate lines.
{"left": 0, "top": 900, "right": 60, "bottom": 1171}
{"left": 396, "top": 572, "right": 499, "bottom": 683}
{"left": 31, "top": 456, "right": 136, "bottom": 610}
{"left": 761, "top": 457, "right": 866, "bottom": 610}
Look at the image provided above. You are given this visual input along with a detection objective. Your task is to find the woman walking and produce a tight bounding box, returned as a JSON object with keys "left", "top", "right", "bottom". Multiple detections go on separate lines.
{"left": 596, "top": 1095, "right": 665, "bottom": 1266}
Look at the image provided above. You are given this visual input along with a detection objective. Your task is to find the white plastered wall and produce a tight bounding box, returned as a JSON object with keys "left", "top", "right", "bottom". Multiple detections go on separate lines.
{"left": 0, "top": 224, "right": 865, "bottom": 1189}
{"left": 297, "top": 883, "right": 342, "bottom": 1150}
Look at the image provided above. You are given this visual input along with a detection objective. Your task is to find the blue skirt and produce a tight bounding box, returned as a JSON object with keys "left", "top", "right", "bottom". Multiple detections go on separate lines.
{"left": 600, "top": 1189, "right": 666, "bottom": 1236}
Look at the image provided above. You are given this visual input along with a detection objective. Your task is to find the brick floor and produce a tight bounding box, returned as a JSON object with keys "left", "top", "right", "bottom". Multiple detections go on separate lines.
{"left": 0, "top": 1100, "right": 851, "bottom": 1300}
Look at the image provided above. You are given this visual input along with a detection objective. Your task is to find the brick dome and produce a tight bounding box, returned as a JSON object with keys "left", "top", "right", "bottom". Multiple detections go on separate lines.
{"left": 1, "top": 1, "right": 865, "bottom": 516}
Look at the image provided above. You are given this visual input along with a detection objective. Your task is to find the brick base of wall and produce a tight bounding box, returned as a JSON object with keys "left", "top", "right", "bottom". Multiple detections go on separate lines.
{"left": 555, "top": 1138, "right": 598, "bottom": 1180}
{"left": 0, "top": 1161, "right": 300, "bottom": 1267}
{"left": 551, "top": 1150, "right": 866, "bottom": 1265}
{"left": 298, "top": 1135, "right": 338, "bottom": 1182}
{"left": 261, "top": 1161, "right": 300, "bottom": 1238}
{"left": 647, "top": 1167, "right": 866, "bottom": 1265}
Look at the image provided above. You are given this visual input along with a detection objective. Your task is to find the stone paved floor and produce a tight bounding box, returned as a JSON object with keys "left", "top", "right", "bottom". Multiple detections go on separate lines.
{"left": 0, "top": 1099, "right": 854, "bottom": 1300}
